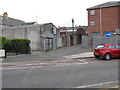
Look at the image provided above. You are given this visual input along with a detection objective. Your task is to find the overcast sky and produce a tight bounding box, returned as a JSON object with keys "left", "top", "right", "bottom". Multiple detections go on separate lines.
{"left": 0, "top": 0, "right": 119, "bottom": 27}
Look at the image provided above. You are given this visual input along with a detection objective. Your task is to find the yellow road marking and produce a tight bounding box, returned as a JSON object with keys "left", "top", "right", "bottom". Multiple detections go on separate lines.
{"left": 99, "top": 86, "right": 120, "bottom": 90}
{"left": 111, "top": 86, "right": 120, "bottom": 88}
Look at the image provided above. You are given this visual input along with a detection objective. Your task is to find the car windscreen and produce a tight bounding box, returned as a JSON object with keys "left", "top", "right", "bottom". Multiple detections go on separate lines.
{"left": 96, "top": 45, "right": 105, "bottom": 49}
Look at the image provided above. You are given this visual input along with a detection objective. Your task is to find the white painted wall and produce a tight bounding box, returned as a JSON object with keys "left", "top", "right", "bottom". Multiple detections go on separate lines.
{"left": 27, "top": 30, "right": 40, "bottom": 50}
{"left": 57, "top": 38, "right": 62, "bottom": 47}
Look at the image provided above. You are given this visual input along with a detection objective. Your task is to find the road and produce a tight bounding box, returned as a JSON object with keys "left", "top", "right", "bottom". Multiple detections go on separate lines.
{"left": 2, "top": 58, "right": 119, "bottom": 88}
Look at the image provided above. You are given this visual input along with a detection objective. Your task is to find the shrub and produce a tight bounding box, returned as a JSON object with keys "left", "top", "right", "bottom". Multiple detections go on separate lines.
{"left": 4, "top": 39, "right": 13, "bottom": 52}
{"left": 12, "top": 39, "right": 30, "bottom": 54}
{"left": 0, "top": 37, "right": 6, "bottom": 49}
{"left": 4, "top": 39, "right": 31, "bottom": 54}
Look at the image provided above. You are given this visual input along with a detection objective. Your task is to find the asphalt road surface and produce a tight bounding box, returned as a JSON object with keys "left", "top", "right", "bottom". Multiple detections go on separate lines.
{"left": 3, "top": 45, "right": 92, "bottom": 63}
{"left": 2, "top": 58, "right": 119, "bottom": 88}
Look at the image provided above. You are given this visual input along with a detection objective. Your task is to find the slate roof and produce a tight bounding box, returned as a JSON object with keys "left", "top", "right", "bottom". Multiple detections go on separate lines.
{"left": 87, "top": 1, "right": 120, "bottom": 10}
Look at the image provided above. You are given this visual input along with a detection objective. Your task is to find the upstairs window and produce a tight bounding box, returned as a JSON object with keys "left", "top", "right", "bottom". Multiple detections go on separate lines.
{"left": 90, "top": 10, "right": 95, "bottom": 15}
{"left": 90, "top": 21, "right": 95, "bottom": 26}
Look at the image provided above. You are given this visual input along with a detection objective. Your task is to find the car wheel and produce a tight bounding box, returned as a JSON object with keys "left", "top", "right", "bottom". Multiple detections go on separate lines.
{"left": 104, "top": 54, "right": 111, "bottom": 60}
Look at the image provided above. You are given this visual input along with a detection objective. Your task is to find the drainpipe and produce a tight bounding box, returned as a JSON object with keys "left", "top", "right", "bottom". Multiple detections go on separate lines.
{"left": 25, "top": 27, "right": 27, "bottom": 39}
{"left": 118, "top": 2, "right": 120, "bottom": 29}
{"left": 100, "top": 7, "right": 102, "bottom": 36}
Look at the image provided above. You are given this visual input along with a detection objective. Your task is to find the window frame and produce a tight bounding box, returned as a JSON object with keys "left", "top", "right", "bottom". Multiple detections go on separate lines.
{"left": 90, "top": 10, "right": 95, "bottom": 15}
{"left": 90, "top": 21, "right": 95, "bottom": 26}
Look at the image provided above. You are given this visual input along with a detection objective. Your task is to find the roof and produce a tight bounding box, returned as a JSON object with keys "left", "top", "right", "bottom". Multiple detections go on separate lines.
{"left": 0, "top": 15, "right": 25, "bottom": 27}
{"left": 99, "top": 43, "right": 119, "bottom": 46}
{"left": 21, "top": 22, "right": 36, "bottom": 25}
{"left": 77, "top": 26, "right": 88, "bottom": 31}
{"left": 87, "top": 1, "right": 120, "bottom": 10}
{"left": 58, "top": 27, "right": 79, "bottom": 30}
{"left": 0, "top": 15, "right": 25, "bottom": 23}
{"left": 2, "top": 23, "right": 56, "bottom": 29}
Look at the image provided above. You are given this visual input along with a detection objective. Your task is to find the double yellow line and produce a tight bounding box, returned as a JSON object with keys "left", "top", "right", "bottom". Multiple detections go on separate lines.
{"left": 99, "top": 86, "right": 120, "bottom": 90}
{"left": 111, "top": 86, "right": 120, "bottom": 88}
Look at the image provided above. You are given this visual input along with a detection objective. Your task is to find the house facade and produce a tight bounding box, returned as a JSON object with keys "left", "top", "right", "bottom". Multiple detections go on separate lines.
{"left": 1, "top": 12, "right": 26, "bottom": 28}
{"left": 87, "top": 1, "right": 120, "bottom": 40}
{"left": 0, "top": 12, "right": 36, "bottom": 28}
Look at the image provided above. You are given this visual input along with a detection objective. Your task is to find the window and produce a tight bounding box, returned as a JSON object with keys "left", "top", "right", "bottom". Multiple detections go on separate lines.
{"left": 108, "top": 45, "right": 116, "bottom": 49}
{"left": 90, "top": 10, "right": 95, "bottom": 15}
{"left": 96, "top": 45, "right": 105, "bottom": 49}
{"left": 114, "top": 45, "right": 120, "bottom": 49}
{"left": 90, "top": 21, "right": 95, "bottom": 26}
{"left": 53, "top": 27, "right": 57, "bottom": 34}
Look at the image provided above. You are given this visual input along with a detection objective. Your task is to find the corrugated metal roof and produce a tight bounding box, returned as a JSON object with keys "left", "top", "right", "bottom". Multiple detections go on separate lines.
{"left": 87, "top": 1, "right": 120, "bottom": 10}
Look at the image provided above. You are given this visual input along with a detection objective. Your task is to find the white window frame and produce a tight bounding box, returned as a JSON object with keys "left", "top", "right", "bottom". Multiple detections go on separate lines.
{"left": 90, "top": 10, "right": 95, "bottom": 15}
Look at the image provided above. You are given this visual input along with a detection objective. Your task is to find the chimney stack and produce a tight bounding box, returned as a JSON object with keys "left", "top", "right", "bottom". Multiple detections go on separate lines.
{"left": 3, "top": 12, "right": 8, "bottom": 18}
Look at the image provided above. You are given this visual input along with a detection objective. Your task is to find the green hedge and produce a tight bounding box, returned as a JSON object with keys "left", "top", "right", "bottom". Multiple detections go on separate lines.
{"left": 4, "top": 39, "right": 31, "bottom": 54}
{"left": 0, "top": 37, "right": 6, "bottom": 49}
{"left": 4, "top": 39, "right": 13, "bottom": 52}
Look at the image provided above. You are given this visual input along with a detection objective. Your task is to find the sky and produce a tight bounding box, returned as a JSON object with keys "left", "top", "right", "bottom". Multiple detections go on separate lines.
{"left": 0, "top": 0, "right": 119, "bottom": 27}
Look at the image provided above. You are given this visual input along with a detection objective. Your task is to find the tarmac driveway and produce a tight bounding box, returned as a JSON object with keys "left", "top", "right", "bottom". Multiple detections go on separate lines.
{"left": 3, "top": 45, "right": 92, "bottom": 63}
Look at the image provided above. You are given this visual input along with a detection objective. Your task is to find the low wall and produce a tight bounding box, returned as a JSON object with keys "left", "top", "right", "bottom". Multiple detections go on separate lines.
{"left": 0, "top": 50, "right": 5, "bottom": 58}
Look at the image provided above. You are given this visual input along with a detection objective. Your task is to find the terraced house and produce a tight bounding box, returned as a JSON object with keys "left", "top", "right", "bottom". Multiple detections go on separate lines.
{"left": 87, "top": 1, "right": 120, "bottom": 40}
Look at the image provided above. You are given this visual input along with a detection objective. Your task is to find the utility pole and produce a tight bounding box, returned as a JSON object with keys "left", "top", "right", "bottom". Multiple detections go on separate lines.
{"left": 72, "top": 18, "right": 74, "bottom": 45}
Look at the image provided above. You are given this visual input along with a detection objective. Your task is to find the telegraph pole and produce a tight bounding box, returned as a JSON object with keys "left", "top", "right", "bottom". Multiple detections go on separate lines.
{"left": 72, "top": 18, "right": 74, "bottom": 45}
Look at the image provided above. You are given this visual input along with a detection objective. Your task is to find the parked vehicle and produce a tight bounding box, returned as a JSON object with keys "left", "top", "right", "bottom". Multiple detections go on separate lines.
{"left": 94, "top": 43, "right": 120, "bottom": 60}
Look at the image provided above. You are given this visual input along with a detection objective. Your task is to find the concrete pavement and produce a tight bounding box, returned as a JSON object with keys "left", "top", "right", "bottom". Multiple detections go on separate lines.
{"left": 63, "top": 52, "right": 94, "bottom": 59}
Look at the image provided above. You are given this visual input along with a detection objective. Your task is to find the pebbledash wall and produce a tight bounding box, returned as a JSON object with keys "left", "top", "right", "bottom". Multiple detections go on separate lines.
{"left": 2, "top": 23, "right": 62, "bottom": 51}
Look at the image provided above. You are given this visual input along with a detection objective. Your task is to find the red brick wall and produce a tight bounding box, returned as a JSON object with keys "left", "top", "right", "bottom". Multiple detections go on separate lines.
{"left": 118, "top": 6, "right": 120, "bottom": 29}
{"left": 88, "top": 6, "right": 119, "bottom": 38}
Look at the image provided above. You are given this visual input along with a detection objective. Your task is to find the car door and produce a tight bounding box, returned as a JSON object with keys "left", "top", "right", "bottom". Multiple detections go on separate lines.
{"left": 119, "top": 45, "right": 120, "bottom": 57}
{"left": 108, "top": 45, "right": 119, "bottom": 57}
{"left": 115, "top": 45, "right": 120, "bottom": 57}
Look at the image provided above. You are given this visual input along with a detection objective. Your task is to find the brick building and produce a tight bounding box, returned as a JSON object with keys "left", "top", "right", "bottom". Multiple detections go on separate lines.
{"left": 58, "top": 26, "right": 87, "bottom": 46}
{"left": 87, "top": 1, "right": 120, "bottom": 39}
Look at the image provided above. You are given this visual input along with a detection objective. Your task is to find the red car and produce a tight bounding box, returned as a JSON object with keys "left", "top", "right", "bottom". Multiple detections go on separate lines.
{"left": 94, "top": 43, "right": 120, "bottom": 60}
